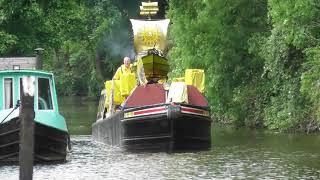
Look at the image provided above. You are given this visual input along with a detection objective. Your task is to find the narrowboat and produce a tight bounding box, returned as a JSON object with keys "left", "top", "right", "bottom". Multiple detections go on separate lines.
{"left": 0, "top": 70, "right": 69, "bottom": 163}
{"left": 92, "top": 1, "right": 212, "bottom": 151}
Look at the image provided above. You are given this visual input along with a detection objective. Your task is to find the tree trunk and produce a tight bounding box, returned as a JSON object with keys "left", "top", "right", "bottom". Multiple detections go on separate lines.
{"left": 95, "top": 52, "right": 104, "bottom": 81}
{"left": 64, "top": 46, "right": 70, "bottom": 69}
{"left": 53, "top": 48, "right": 59, "bottom": 63}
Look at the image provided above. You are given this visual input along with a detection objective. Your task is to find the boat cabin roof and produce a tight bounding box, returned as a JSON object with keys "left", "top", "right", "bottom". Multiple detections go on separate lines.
{"left": 0, "top": 70, "right": 53, "bottom": 78}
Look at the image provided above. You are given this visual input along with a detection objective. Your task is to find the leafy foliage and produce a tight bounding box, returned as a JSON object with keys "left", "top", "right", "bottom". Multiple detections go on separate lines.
{"left": 168, "top": 0, "right": 268, "bottom": 126}
{"left": 0, "top": 0, "right": 133, "bottom": 97}
{"left": 2, "top": 0, "right": 320, "bottom": 131}
{"left": 168, "top": 0, "right": 320, "bottom": 131}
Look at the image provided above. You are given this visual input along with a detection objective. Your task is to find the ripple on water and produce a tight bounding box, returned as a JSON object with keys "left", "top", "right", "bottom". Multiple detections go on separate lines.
{"left": 0, "top": 135, "right": 320, "bottom": 180}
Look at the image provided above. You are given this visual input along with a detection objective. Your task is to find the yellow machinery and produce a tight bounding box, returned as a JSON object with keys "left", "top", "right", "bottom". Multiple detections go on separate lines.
{"left": 104, "top": 73, "right": 137, "bottom": 107}
{"left": 171, "top": 69, "right": 205, "bottom": 93}
{"left": 185, "top": 69, "right": 205, "bottom": 93}
{"left": 104, "top": 80, "right": 124, "bottom": 107}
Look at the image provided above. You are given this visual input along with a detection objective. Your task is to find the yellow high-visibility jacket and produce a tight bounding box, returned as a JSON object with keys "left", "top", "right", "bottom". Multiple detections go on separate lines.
{"left": 113, "top": 64, "right": 133, "bottom": 80}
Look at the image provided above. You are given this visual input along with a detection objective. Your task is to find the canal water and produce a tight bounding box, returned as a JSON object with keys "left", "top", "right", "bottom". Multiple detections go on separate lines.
{"left": 1, "top": 96, "right": 320, "bottom": 179}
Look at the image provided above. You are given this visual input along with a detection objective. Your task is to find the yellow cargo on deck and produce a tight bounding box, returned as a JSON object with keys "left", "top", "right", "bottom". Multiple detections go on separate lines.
{"left": 185, "top": 69, "right": 205, "bottom": 93}
{"left": 105, "top": 80, "right": 125, "bottom": 106}
{"left": 120, "top": 73, "right": 137, "bottom": 97}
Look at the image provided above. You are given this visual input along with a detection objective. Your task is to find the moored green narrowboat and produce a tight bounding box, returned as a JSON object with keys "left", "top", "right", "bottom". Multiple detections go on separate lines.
{"left": 0, "top": 70, "right": 69, "bottom": 164}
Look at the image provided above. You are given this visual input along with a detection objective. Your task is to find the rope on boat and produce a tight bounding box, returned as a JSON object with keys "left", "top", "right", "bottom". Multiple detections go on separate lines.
{"left": 0, "top": 100, "right": 21, "bottom": 125}
{"left": 67, "top": 134, "right": 72, "bottom": 152}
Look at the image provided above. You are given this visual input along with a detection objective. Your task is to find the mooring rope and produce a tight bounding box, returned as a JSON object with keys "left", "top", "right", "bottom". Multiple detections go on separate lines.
{"left": 0, "top": 100, "right": 21, "bottom": 125}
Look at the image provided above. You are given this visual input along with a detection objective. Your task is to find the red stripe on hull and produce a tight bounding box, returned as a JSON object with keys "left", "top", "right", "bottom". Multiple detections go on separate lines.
{"left": 181, "top": 106, "right": 208, "bottom": 116}
{"left": 134, "top": 107, "right": 166, "bottom": 116}
{"left": 181, "top": 107, "right": 203, "bottom": 114}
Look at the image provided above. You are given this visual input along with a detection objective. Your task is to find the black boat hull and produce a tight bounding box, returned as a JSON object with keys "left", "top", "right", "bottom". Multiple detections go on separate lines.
{"left": 0, "top": 118, "right": 69, "bottom": 164}
{"left": 92, "top": 104, "right": 212, "bottom": 152}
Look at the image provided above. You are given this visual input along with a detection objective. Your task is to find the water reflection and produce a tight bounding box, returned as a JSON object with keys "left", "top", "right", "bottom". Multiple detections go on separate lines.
{"left": 59, "top": 96, "right": 97, "bottom": 135}
{"left": 1, "top": 134, "right": 320, "bottom": 179}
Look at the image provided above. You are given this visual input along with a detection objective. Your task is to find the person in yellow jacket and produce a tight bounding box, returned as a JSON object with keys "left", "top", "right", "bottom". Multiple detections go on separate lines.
{"left": 113, "top": 57, "right": 132, "bottom": 80}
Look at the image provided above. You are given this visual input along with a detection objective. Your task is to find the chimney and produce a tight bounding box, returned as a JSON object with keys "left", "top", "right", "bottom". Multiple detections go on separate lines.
{"left": 35, "top": 48, "right": 44, "bottom": 70}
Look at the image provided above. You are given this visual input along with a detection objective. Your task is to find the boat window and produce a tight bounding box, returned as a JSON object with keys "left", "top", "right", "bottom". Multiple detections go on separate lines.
{"left": 38, "top": 78, "right": 53, "bottom": 110}
{"left": 4, "top": 78, "right": 13, "bottom": 109}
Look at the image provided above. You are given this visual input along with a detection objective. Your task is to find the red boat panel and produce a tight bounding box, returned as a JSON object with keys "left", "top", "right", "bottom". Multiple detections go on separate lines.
{"left": 124, "top": 84, "right": 165, "bottom": 107}
{"left": 124, "top": 84, "right": 208, "bottom": 108}
{"left": 187, "top": 85, "right": 209, "bottom": 107}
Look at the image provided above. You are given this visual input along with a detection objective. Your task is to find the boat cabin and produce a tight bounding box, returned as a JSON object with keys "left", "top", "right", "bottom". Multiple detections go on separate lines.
{"left": 1, "top": 70, "right": 54, "bottom": 111}
{"left": 0, "top": 70, "right": 67, "bottom": 132}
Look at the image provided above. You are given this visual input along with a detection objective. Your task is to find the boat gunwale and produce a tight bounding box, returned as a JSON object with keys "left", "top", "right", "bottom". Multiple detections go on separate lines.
{"left": 123, "top": 103, "right": 210, "bottom": 112}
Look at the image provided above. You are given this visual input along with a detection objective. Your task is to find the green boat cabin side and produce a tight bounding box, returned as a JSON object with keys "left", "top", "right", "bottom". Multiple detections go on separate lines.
{"left": 0, "top": 70, "right": 68, "bottom": 132}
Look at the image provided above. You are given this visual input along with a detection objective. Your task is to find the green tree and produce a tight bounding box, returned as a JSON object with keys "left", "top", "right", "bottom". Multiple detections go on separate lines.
{"left": 262, "top": 0, "right": 320, "bottom": 131}
{"left": 168, "top": 0, "right": 320, "bottom": 132}
{"left": 0, "top": 0, "right": 132, "bottom": 97}
{"left": 168, "top": 0, "right": 268, "bottom": 126}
